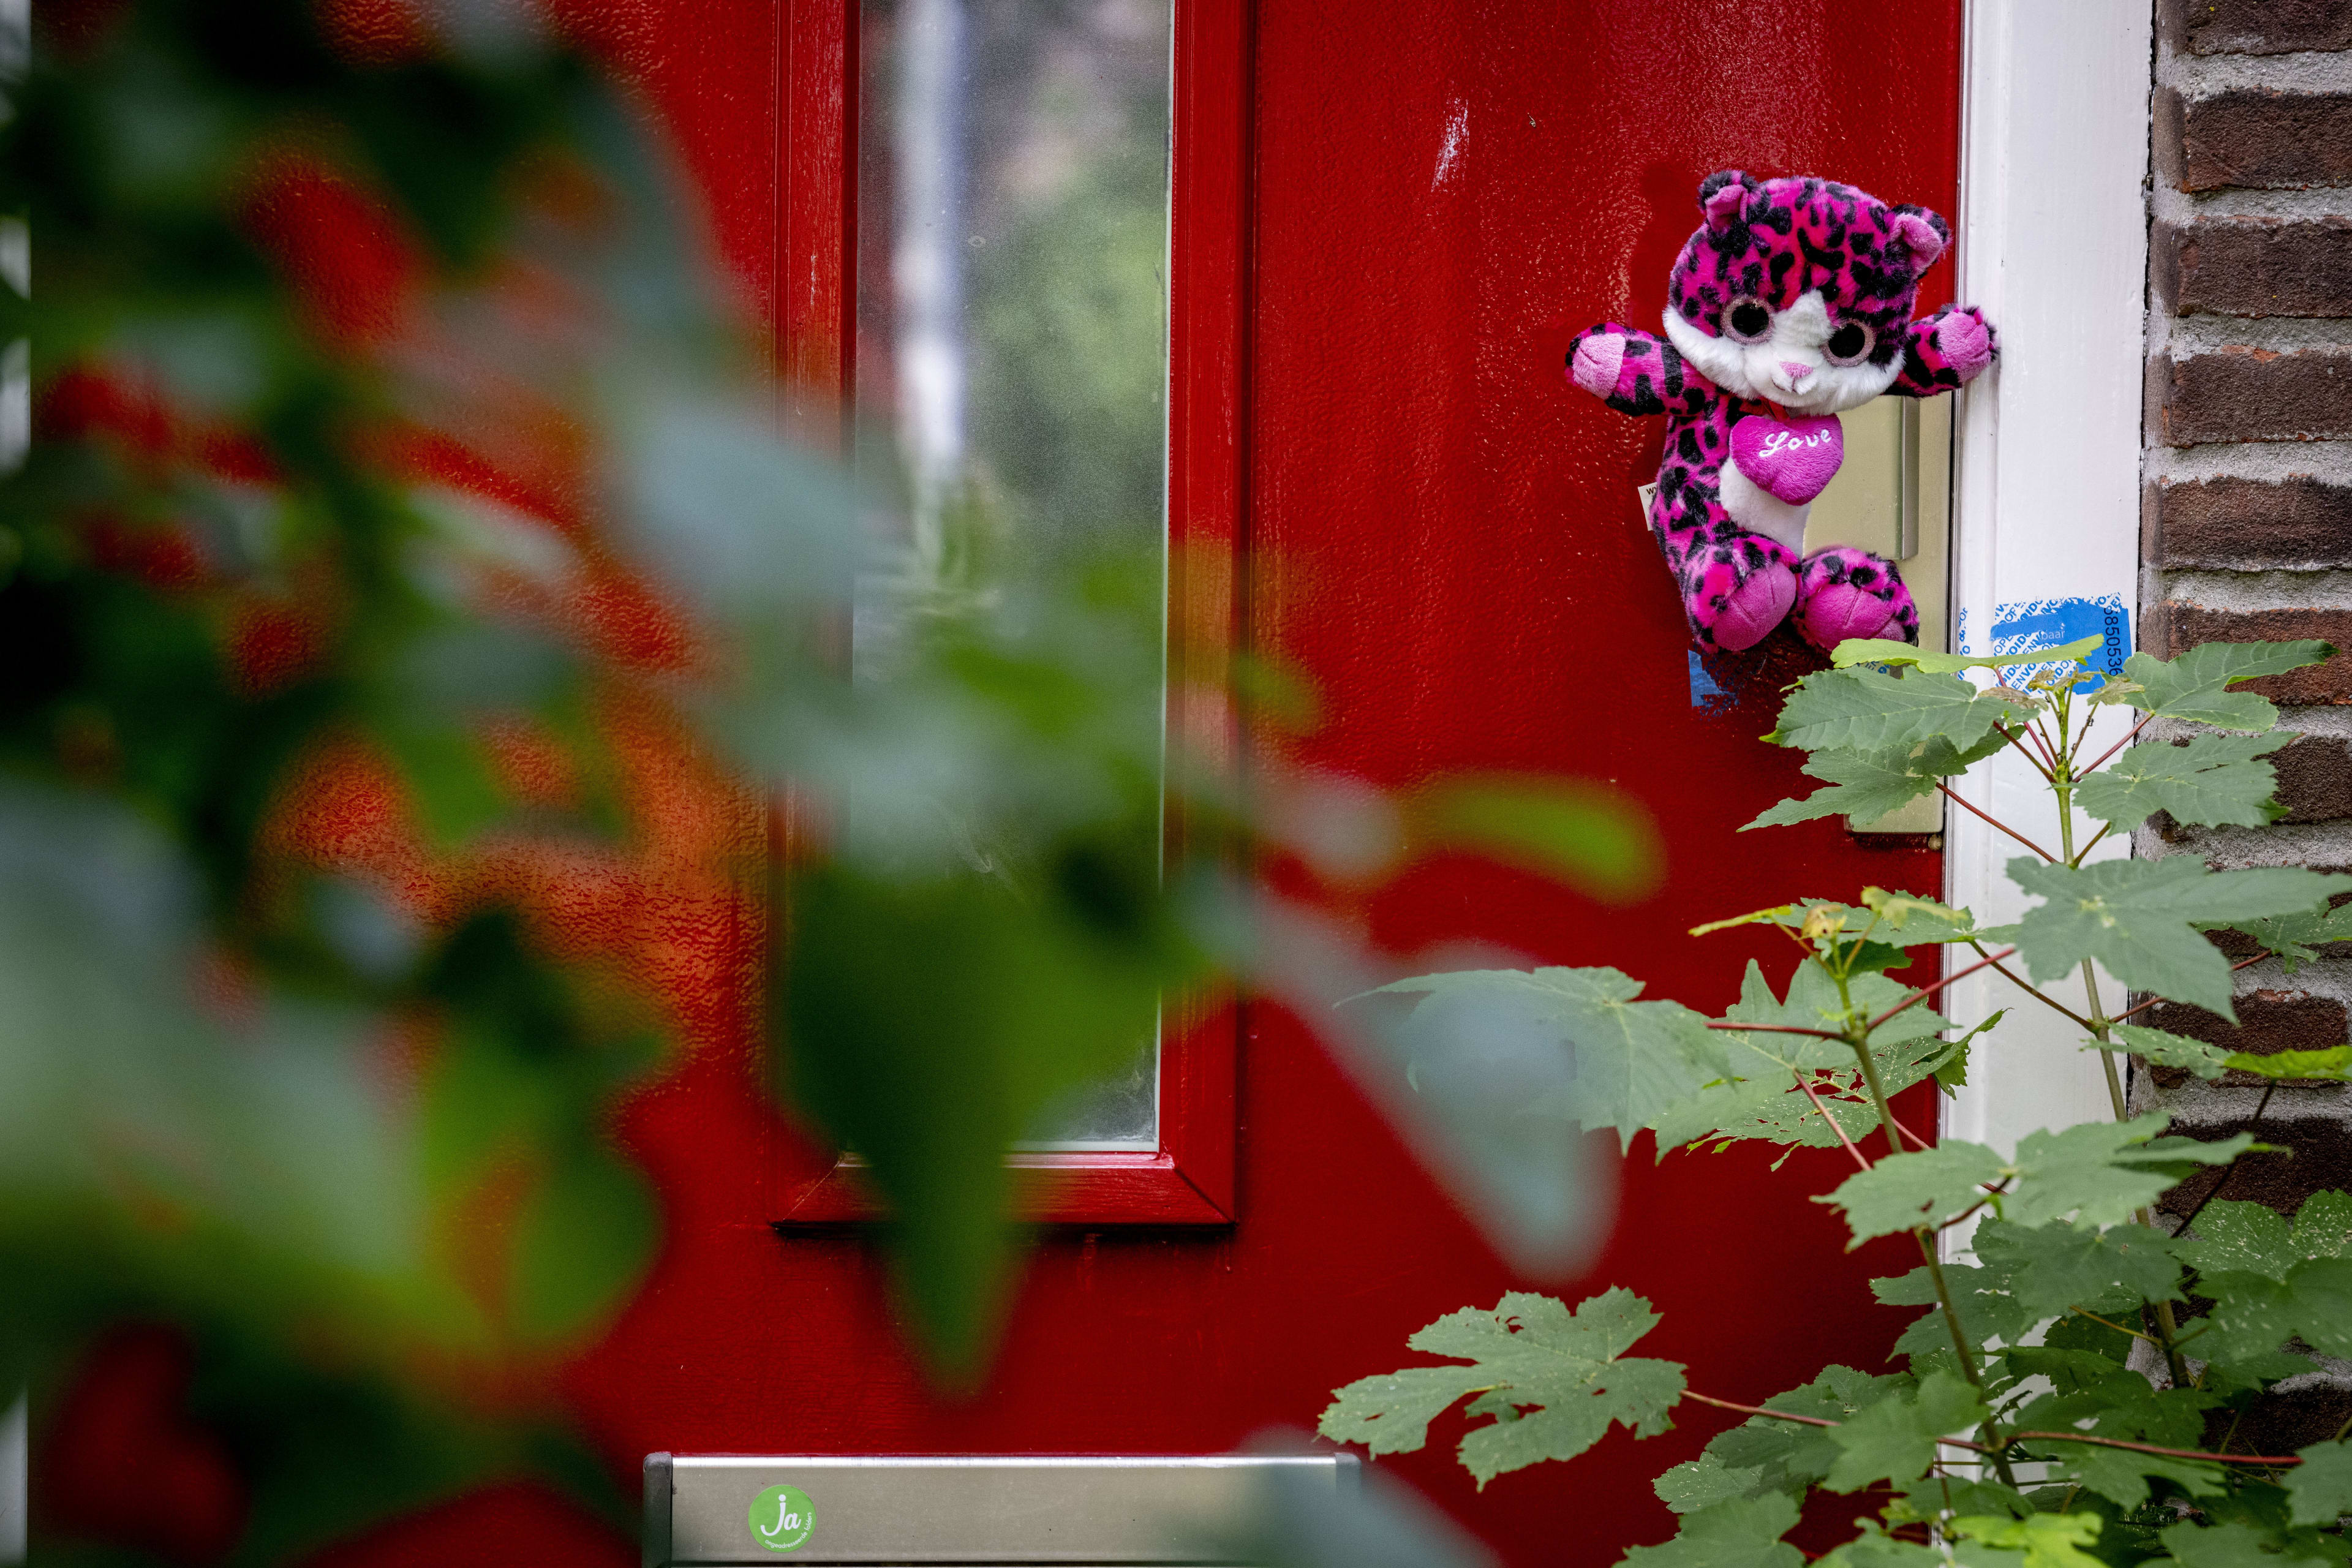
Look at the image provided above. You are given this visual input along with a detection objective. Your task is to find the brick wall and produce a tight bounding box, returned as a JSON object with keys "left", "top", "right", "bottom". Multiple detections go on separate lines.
{"left": 2140, "top": 0, "right": 2352, "bottom": 1434}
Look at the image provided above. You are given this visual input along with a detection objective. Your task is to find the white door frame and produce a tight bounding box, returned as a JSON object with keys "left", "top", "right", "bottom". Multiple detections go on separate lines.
{"left": 1942, "top": 0, "right": 2152, "bottom": 1155}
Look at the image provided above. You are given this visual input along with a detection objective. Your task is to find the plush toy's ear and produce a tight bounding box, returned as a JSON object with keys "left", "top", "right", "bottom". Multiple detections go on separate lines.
{"left": 1889, "top": 207, "right": 1950, "bottom": 275}
{"left": 1698, "top": 170, "right": 1753, "bottom": 233}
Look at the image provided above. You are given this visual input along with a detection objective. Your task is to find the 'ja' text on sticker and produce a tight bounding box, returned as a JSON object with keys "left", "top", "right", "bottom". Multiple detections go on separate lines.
{"left": 747, "top": 1484, "right": 816, "bottom": 1553}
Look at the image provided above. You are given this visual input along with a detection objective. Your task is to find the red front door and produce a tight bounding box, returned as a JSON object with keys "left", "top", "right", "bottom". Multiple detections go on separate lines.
{"left": 540, "top": 5, "right": 1967, "bottom": 1565}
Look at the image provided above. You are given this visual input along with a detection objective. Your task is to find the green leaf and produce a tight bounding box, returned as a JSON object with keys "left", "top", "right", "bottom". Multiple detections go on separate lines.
{"left": 1949, "top": 1513, "right": 2103, "bottom": 1568}
{"left": 2122, "top": 641, "right": 2335, "bottom": 730}
{"left": 1820, "top": 1116, "right": 2246, "bottom": 1245}
{"left": 1970, "top": 1218, "right": 2183, "bottom": 1321}
{"left": 2222, "top": 902, "right": 2352, "bottom": 975}
{"left": 1691, "top": 903, "right": 1807, "bottom": 937}
{"left": 2075, "top": 732, "right": 2291, "bottom": 830}
{"left": 1830, "top": 635, "right": 2103, "bottom": 674}
{"left": 1691, "top": 900, "right": 1878, "bottom": 940}
{"left": 1621, "top": 1495, "right": 1802, "bottom": 1568}
{"left": 1894, "top": 1475, "right": 2030, "bottom": 1524}
{"left": 1317, "top": 1289, "right": 1685, "bottom": 1488}
{"left": 787, "top": 864, "right": 1183, "bottom": 1374}
{"left": 1822, "top": 1370, "right": 1986, "bottom": 1492}
{"left": 1768, "top": 666, "right": 2024, "bottom": 758}
{"left": 2196, "top": 1257, "right": 2352, "bottom": 1363}
{"left": 508, "top": 1145, "right": 658, "bottom": 1344}
{"left": 1348, "top": 963, "right": 1615, "bottom": 1260}
{"left": 2180, "top": 1197, "right": 2298, "bottom": 1277}
{"left": 1409, "top": 777, "right": 1663, "bottom": 903}
{"left": 1936, "top": 1010, "right": 2003, "bottom": 1094}
{"left": 1745, "top": 750, "right": 1940, "bottom": 830}
{"left": 2106, "top": 1023, "right": 2236, "bottom": 1082}
{"left": 2179, "top": 1192, "right": 2352, "bottom": 1279}
{"left": 375, "top": 719, "right": 511, "bottom": 848}
{"left": 1653, "top": 962, "right": 1956, "bottom": 1155}
{"left": 1655, "top": 1455, "right": 1767, "bottom": 1515}
{"left": 2008, "top": 858, "right": 2346, "bottom": 1018}
{"left": 2162, "top": 1518, "right": 2350, "bottom": 1568}
{"left": 2226, "top": 1046, "right": 2352, "bottom": 1081}
{"left": 1820, "top": 1142, "right": 2006, "bottom": 1243}
{"left": 1319, "top": 1363, "right": 1496, "bottom": 1456}
{"left": 2002, "top": 1346, "right": 2229, "bottom": 1509}
{"left": 1368, "top": 967, "right": 1722, "bottom": 1151}
{"left": 1745, "top": 731, "right": 2007, "bottom": 832}
{"left": 2285, "top": 1441, "right": 2352, "bottom": 1528}
{"left": 1999, "top": 1116, "right": 2251, "bottom": 1229}
{"left": 1686, "top": 1366, "right": 1904, "bottom": 1504}
{"left": 1874, "top": 1262, "right": 2030, "bottom": 1369}
{"left": 1853, "top": 889, "right": 2000, "bottom": 952}
{"left": 1860, "top": 888, "right": 1986, "bottom": 944}
{"left": 2018, "top": 1357, "right": 2233, "bottom": 1507}
{"left": 1818, "top": 1522, "right": 1948, "bottom": 1568}
{"left": 2051, "top": 1442, "right": 2227, "bottom": 1511}
{"left": 2029, "top": 1311, "right": 2143, "bottom": 1384}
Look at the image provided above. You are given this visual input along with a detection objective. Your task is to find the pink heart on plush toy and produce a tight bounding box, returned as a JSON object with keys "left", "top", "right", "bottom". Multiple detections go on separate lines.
{"left": 1731, "top": 413, "right": 1844, "bottom": 506}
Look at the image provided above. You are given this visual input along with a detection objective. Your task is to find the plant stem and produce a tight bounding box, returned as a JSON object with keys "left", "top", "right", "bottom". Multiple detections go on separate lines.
{"left": 2030, "top": 723, "right": 2063, "bottom": 772}
{"left": 1847, "top": 1025, "right": 1905, "bottom": 1162}
{"left": 2147, "top": 1300, "right": 2193, "bottom": 1392}
{"left": 2004, "top": 1431, "right": 2302, "bottom": 1467}
{"left": 1866, "top": 948, "right": 2019, "bottom": 1034}
{"left": 1853, "top": 994, "right": 2020, "bottom": 1483}
{"left": 2094, "top": 1031, "right": 2128, "bottom": 1118}
{"left": 1993, "top": 722, "right": 2057, "bottom": 782}
{"left": 2073, "top": 957, "right": 2130, "bottom": 1121}
{"left": 1967, "top": 940, "right": 2097, "bottom": 1030}
{"left": 1938, "top": 783, "right": 2060, "bottom": 862}
{"left": 1679, "top": 1395, "right": 2305, "bottom": 1468}
{"left": 2054, "top": 682, "right": 2077, "bottom": 778}
{"left": 2081, "top": 710, "right": 2156, "bottom": 776}
{"left": 1705, "top": 1021, "right": 1849, "bottom": 1041}
{"left": 1795, "top": 1071, "right": 1872, "bottom": 1171}
{"left": 2068, "top": 1308, "right": 2160, "bottom": 1344}
{"left": 1681, "top": 1390, "right": 1838, "bottom": 1428}
{"left": 2071, "top": 820, "right": 2113, "bottom": 867}
{"left": 1932, "top": 1183, "right": 2012, "bottom": 1234}
{"left": 1912, "top": 1229, "right": 2020, "bottom": 1487}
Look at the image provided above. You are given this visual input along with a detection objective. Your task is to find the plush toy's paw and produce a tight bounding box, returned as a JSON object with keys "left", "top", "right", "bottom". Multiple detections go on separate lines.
{"left": 1926, "top": 305, "right": 1997, "bottom": 383}
{"left": 1934, "top": 307, "right": 1995, "bottom": 378}
{"left": 1796, "top": 547, "right": 1918, "bottom": 652}
{"left": 1569, "top": 330, "right": 1629, "bottom": 399}
{"left": 1685, "top": 538, "right": 1798, "bottom": 653}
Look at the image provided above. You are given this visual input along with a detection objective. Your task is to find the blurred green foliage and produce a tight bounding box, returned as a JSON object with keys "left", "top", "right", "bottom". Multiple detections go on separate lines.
{"left": 0, "top": 0, "right": 1655, "bottom": 1558}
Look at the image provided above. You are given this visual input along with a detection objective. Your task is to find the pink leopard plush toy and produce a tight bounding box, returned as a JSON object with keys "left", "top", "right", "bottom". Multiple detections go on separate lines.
{"left": 1568, "top": 170, "right": 1996, "bottom": 653}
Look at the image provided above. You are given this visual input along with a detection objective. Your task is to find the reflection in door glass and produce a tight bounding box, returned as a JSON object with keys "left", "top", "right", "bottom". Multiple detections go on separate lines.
{"left": 856, "top": 0, "right": 1171, "bottom": 1150}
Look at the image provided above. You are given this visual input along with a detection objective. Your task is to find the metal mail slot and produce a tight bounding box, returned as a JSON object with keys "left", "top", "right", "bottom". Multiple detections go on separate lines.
{"left": 644, "top": 1452, "right": 1361, "bottom": 1566}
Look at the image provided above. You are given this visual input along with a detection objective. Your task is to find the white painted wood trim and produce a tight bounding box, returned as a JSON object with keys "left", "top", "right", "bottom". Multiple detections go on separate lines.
{"left": 1942, "top": 0, "right": 2152, "bottom": 1156}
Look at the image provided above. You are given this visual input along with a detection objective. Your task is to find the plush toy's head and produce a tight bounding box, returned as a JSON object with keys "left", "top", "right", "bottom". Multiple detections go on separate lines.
{"left": 1660, "top": 170, "right": 1948, "bottom": 416}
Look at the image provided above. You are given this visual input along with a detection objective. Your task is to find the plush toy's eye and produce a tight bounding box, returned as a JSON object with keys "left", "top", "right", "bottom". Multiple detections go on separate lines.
{"left": 1724, "top": 299, "right": 1772, "bottom": 342}
{"left": 1825, "top": 320, "right": 1874, "bottom": 365}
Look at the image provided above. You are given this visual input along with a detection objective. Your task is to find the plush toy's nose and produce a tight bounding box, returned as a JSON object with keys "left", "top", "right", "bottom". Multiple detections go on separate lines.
{"left": 1779, "top": 360, "right": 1815, "bottom": 382}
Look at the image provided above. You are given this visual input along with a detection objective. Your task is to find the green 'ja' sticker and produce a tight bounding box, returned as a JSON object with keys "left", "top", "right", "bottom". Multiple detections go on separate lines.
{"left": 747, "top": 1483, "right": 816, "bottom": 1552}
